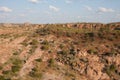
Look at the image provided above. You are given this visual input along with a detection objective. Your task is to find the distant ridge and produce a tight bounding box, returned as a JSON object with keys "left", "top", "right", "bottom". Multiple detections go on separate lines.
{"left": 0, "top": 22, "right": 120, "bottom": 30}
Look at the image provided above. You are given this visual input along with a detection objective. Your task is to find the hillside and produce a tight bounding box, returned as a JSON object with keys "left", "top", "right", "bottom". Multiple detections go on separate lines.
{"left": 0, "top": 23, "right": 120, "bottom": 80}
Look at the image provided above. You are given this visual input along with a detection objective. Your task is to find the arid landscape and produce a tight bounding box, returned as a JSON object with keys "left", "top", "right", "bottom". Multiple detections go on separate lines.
{"left": 0, "top": 22, "right": 120, "bottom": 80}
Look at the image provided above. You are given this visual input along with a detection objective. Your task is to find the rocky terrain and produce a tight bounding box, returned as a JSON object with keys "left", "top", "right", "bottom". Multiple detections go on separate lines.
{"left": 0, "top": 22, "right": 120, "bottom": 80}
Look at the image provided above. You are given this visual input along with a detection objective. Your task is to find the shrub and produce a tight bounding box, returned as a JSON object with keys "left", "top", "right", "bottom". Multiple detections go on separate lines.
{"left": 29, "top": 68, "right": 43, "bottom": 79}
{"left": 87, "top": 32, "right": 94, "bottom": 37}
{"left": 10, "top": 58, "right": 23, "bottom": 73}
{"left": 21, "top": 42, "right": 28, "bottom": 46}
{"left": 29, "top": 39, "right": 39, "bottom": 45}
{"left": 41, "top": 40, "right": 49, "bottom": 45}
{"left": 107, "top": 37, "right": 114, "bottom": 41}
{"left": 13, "top": 51, "right": 19, "bottom": 55}
{"left": 87, "top": 49, "right": 97, "bottom": 54}
{"left": 114, "top": 27, "right": 120, "bottom": 30}
{"left": 59, "top": 44, "right": 64, "bottom": 49}
{"left": 36, "top": 27, "right": 50, "bottom": 36}
{"left": 2, "top": 70, "right": 10, "bottom": 74}
{"left": 35, "top": 58, "right": 42, "bottom": 62}
{"left": 105, "top": 64, "right": 116, "bottom": 77}
{"left": 57, "top": 50, "right": 68, "bottom": 55}
{"left": 48, "top": 58, "right": 55, "bottom": 67}
{"left": 40, "top": 45, "right": 49, "bottom": 50}
{"left": 111, "top": 50, "right": 117, "bottom": 55}
{"left": 40, "top": 40, "right": 50, "bottom": 51}
{"left": 4, "top": 78, "right": 11, "bottom": 80}
{"left": 70, "top": 48, "right": 76, "bottom": 55}
{"left": 0, "top": 76, "right": 5, "bottom": 80}
{"left": 12, "top": 58, "right": 23, "bottom": 66}
{"left": 29, "top": 45, "right": 37, "bottom": 54}
{"left": 0, "top": 66, "right": 3, "bottom": 70}
{"left": 103, "top": 50, "right": 116, "bottom": 56}
{"left": 109, "top": 64, "right": 116, "bottom": 72}
{"left": 66, "top": 32, "right": 72, "bottom": 37}
{"left": 11, "top": 65, "right": 21, "bottom": 73}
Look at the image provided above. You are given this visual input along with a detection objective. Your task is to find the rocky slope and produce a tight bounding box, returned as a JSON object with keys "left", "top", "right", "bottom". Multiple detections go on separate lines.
{"left": 0, "top": 22, "right": 120, "bottom": 80}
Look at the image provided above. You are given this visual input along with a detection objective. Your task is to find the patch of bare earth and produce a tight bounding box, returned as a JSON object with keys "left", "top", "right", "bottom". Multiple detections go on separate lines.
{"left": 19, "top": 47, "right": 44, "bottom": 77}
{"left": 0, "top": 36, "right": 26, "bottom": 64}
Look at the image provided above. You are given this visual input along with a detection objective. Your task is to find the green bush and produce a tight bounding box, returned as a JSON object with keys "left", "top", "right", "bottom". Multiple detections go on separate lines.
{"left": 0, "top": 66, "right": 3, "bottom": 70}
{"left": 35, "top": 58, "right": 42, "bottom": 62}
{"left": 29, "top": 39, "right": 39, "bottom": 45}
{"left": 70, "top": 48, "right": 76, "bottom": 55}
{"left": 105, "top": 64, "right": 116, "bottom": 77}
{"left": 29, "top": 45, "right": 37, "bottom": 54}
{"left": 87, "top": 49, "right": 97, "bottom": 54}
{"left": 40, "top": 40, "right": 50, "bottom": 51}
{"left": 86, "top": 32, "right": 94, "bottom": 37}
{"left": 2, "top": 70, "right": 10, "bottom": 75}
{"left": 0, "top": 76, "right": 5, "bottom": 80}
{"left": 29, "top": 68, "right": 43, "bottom": 79}
{"left": 41, "top": 40, "right": 49, "bottom": 45}
{"left": 9, "top": 58, "right": 23, "bottom": 73}
{"left": 109, "top": 64, "right": 116, "bottom": 71}
{"left": 21, "top": 42, "right": 28, "bottom": 46}
{"left": 48, "top": 58, "right": 55, "bottom": 67}
{"left": 11, "top": 65, "right": 21, "bottom": 73}
{"left": 40, "top": 45, "right": 49, "bottom": 50}
{"left": 12, "top": 58, "right": 23, "bottom": 66}
{"left": 57, "top": 50, "right": 68, "bottom": 55}
{"left": 13, "top": 51, "right": 19, "bottom": 55}
{"left": 36, "top": 27, "right": 51, "bottom": 36}
{"left": 59, "top": 44, "right": 64, "bottom": 49}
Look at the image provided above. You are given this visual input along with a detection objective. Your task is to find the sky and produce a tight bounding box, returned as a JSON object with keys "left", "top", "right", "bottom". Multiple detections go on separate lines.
{"left": 0, "top": 0, "right": 120, "bottom": 24}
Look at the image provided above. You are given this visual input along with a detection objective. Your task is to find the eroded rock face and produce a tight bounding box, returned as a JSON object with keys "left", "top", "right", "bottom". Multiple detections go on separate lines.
{"left": 2, "top": 23, "right": 12, "bottom": 27}
{"left": 0, "top": 22, "right": 120, "bottom": 30}
{"left": 24, "top": 22, "right": 31, "bottom": 27}
{"left": 86, "top": 62, "right": 104, "bottom": 80}
{"left": 65, "top": 23, "right": 120, "bottom": 30}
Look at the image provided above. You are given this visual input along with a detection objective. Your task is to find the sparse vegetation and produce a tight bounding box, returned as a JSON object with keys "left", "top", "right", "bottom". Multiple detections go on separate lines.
{"left": 87, "top": 49, "right": 97, "bottom": 54}
{"left": 48, "top": 58, "right": 55, "bottom": 67}
{"left": 11, "top": 65, "right": 21, "bottom": 73}
{"left": 21, "top": 41, "right": 28, "bottom": 46}
{"left": 40, "top": 45, "right": 49, "bottom": 50}
{"left": 40, "top": 40, "right": 50, "bottom": 50}
{"left": 29, "top": 39, "right": 39, "bottom": 45}
{"left": 2, "top": 70, "right": 10, "bottom": 75}
{"left": 29, "top": 68, "right": 43, "bottom": 79}
{"left": 105, "top": 64, "right": 117, "bottom": 78}
{"left": 35, "top": 58, "right": 42, "bottom": 62}
{"left": 0, "top": 76, "right": 5, "bottom": 80}
{"left": 29, "top": 45, "right": 37, "bottom": 54}
{"left": 0, "top": 23, "right": 120, "bottom": 80}
{"left": 0, "top": 66, "right": 3, "bottom": 70}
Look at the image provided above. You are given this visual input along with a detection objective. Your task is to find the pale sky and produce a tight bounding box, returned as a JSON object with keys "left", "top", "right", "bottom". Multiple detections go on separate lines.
{"left": 0, "top": 0, "right": 120, "bottom": 23}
